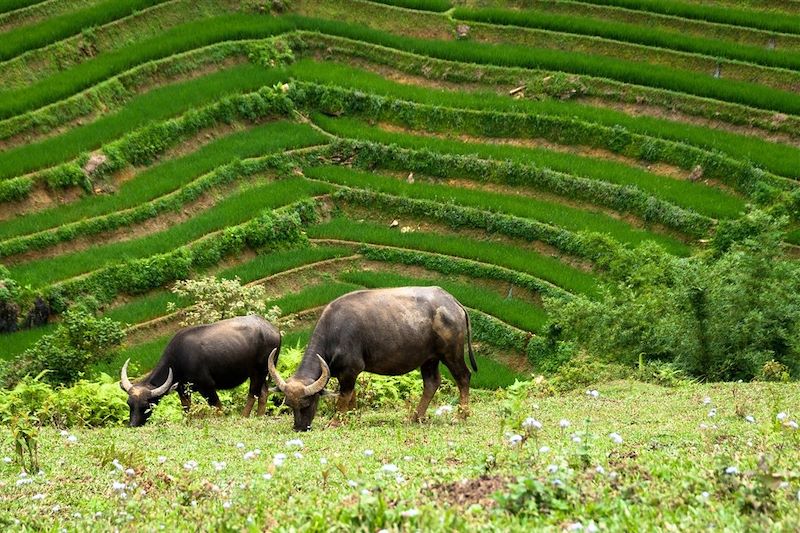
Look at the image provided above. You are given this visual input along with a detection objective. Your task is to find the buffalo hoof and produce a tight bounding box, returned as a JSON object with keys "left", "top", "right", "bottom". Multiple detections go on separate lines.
{"left": 457, "top": 406, "right": 470, "bottom": 420}
{"left": 327, "top": 417, "right": 343, "bottom": 429}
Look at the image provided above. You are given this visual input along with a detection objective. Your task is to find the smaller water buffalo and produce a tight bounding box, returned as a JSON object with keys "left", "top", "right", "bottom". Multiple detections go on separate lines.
{"left": 120, "top": 315, "right": 280, "bottom": 427}
{"left": 268, "top": 286, "right": 476, "bottom": 431}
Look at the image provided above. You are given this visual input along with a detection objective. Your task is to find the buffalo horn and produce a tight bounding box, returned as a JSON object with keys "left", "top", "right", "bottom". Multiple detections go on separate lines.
{"left": 120, "top": 359, "right": 133, "bottom": 392}
{"left": 267, "top": 348, "right": 286, "bottom": 392}
{"left": 149, "top": 368, "right": 174, "bottom": 397}
{"left": 303, "top": 355, "right": 330, "bottom": 396}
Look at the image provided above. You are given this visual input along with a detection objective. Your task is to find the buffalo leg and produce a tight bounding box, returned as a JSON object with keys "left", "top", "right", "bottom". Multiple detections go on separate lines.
{"left": 256, "top": 383, "right": 268, "bottom": 417}
{"left": 203, "top": 390, "right": 223, "bottom": 410}
{"left": 244, "top": 368, "right": 268, "bottom": 417}
{"left": 178, "top": 386, "right": 191, "bottom": 412}
{"left": 242, "top": 396, "right": 256, "bottom": 418}
{"left": 442, "top": 355, "right": 471, "bottom": 419}
{"left": 414, "top": 360, "right": 442, "bottom": 422}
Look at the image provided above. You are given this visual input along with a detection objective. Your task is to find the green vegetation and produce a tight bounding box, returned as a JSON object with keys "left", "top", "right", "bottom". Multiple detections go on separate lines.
{"left": 0, "top": 0, "right": 167, "bottom": 61}
{"left": 0, "top": 0, "right": 47, "bottom": 13}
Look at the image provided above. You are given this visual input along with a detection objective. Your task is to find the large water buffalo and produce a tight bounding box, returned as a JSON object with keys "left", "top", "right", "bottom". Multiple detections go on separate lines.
{"left": 120, "top": 315, "right": 281, "bottom": 427}
{"left": 268, "top": 286, "right": 476, "bottom": 431}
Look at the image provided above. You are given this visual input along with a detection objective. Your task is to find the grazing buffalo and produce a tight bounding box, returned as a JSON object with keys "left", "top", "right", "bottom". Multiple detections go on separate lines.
{"left": 120, "top": 315, "right": 281, "bottom": 427}
{"left": 268, "top": 286, "right": 476, "bottom": 431}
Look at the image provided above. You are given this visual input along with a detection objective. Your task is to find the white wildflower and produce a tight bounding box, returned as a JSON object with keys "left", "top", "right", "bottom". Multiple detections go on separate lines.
{"left": 539, "top": 446, "right": 550, "bottom": 453}
{"left": 788, "top": 420, "right": 799, "bottom": 430}
{"left": 725, "top": 466, "right": 739, "bottom": 475}
{"left": 609, "top": 432, "right": 623, "bottom": 444}
{"left": 2, "top": 456, "right": 11, "bottom": 463}
{"left": 183, "top": 460, "right": 198, "bottom": 471}
{"left": 586, "top": 521, "right": 599, "bottom": 533}
{"left": 547, "top": 464, "right": 558, "bottom": 474}
{"left": 745, "top": 415, "right": 755, "bottom": 423}
{"left": 212, "top": 461, "right": 226, "bottom": 471}
{"left": 157, "top": 456, "right": 167, "bottom": 464}
{"left": 363, "top": 449, "right": 374, "bottom": 457}
{"left": 400, "top": 508, "right": 420, "bottom": 518}
{"left": 236, "top": 442, "right": 245, "bottom": 449}
{"left": 403, "top": 455, "right": 413, "bottom": 462}
{"left": 16, "top": 477, "right": 33, "bottom": 486}
{"left": 571, "top": 435, "right": 582, "bottom": 444}
{"left": 586, "top": 390, "right": 600, "bottom": 398}
{"left": 66, "top": 435, "right": 77, "bottom": 443}
{"left": 381, "top": 463, "right": 399, "bottom": 473}
{"left": 552, "top": 478, "right": 564, "bottom": 487}
{"left": 595, "top": 465, "right": 605, "bottom": 474}
{"left": 293, "top": 452, "right": 303, "bottom": 459}
{"left": 60, "top": 430, "right": 69, "bottom": 437}
{"left": 112, "top": 481, "right": 127, "bottom": 491}
{"left": 347, "top": 479, "right": 358, "bottom": 487}
{"left": 319, "top": 457, "right": 328, "bottom": 465}
{"left": 31, "top": 493, "right": 45, "bottom": 501}
{"left": 190, "top": 500, "right": 197, "bottom": 507}
{"left": 435, "top": 405, "right": 454, "bottom": 416}
{"left": 262, "top": 473, "right": 273, "bottom": 481}
{"left": 395, "top": 474, "right": 406, "bottom": 484}
{"left": 111, "top": 459, "right": 124, "bottom": 471}
{"left": 559, "top": 419, "right": 571, "bottom": 429}
{"left": 285, "top": 439, "right": 304, "bottom": 448}
{"left": 703, "top": 397, "right": 711, "bottom": 405}
{"left": 700, "top": 491, "right": 710, "bottom": 500}
{"left": 361, "top": 489, "right": 372, "bottom": 496}
{"left": 708, "top": 408, "right": 717, "bottom": 417}
{"left": 243, "top": 451, "right": 257, "bottom": 460}
{"left": 223, "top": 501, "right": 231, "bottom": 509}
{"left": 508, "top": 434, "right": 523, "bottom": 446}
{"left": 566, "top": 522, "right": 583, "bottom": 531}
{"left": 522, "top": 417, "right": 542, "bottom": 430}
{"left": 777, "top": 412, "right": 787, "bottom": 421}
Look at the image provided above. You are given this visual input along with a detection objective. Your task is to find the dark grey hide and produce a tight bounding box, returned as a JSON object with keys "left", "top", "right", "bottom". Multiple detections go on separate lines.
{"left": 120, "top": 315, "right": 281, "bottom": 427}
{"left": 269, "top": 286, "right": 476, "bottom": 431}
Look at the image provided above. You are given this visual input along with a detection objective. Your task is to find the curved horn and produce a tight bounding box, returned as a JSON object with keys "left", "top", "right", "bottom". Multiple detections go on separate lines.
{"left": 303, "top": 354, "right": 330, "bottom": 396}
{"left": 267, "top": 348, "right": 286, "bottom": 392}
{"left": 149, "top": 368, "right": 174, "bottom": 397}
{"left": 120, "top": 359, "right": 133, "bottom": 392}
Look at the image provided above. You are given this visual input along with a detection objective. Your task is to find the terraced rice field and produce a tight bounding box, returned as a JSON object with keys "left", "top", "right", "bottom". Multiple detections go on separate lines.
{"left": 3, "top": 0, "right": 800, "bottom": 371}
{"left": 1, "top": 1, "right": 800, "bottom": 527}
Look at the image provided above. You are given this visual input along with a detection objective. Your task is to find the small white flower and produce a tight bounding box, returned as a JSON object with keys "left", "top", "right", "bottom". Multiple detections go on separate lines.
{"left": 779, "top": 481, "right": 790, "bottom": 490}
{"left": 595, "top": 465, "right": 605, "bottom": 474}
{"left": 111, "top": 459, "right": 124, "bottom": 471}
{"left": 708, "top": 408, "right": 717, "bottom": 418}
{"left": 725, "top": 466, "right": 739, "bottom": 475}
{"left": 66, "top": 435, "right": 78, "bottom": 443}
{"left": 363, "top": 449, "right": 374, "bottom": 457}
{"left": 700, "top": 491, "right": 710, "bottom": 500}
{"left": 788, "top": 420, "right": 799, "bottom": 430}
{"left": 347, "top": 479, "right": 358, "bottom": 487}
{"left": 222, "top": 501, "right": 231, "bottom": 509}
{"left": 2, "top": 456, "right": 11, "bottom": 463}
{"left": 361, "top": 489, "right": 372, "bottom": 496}
{"left": 157, "top": 456, "right": 167, "bottom": 464}
{"left": 559, "top": 419, "right": 571, "bottom": 429}
{"left": 586, "top": 390, "right": 600, "bottom": 398}
{"left": 522, "top": 417, "right": 543, "bottom": 430}
{"left": 381, "top": 463, "right": 399, "bottom": 473}
{"left": 60, "top": 430, "right": 69, "bottom": 437}
{"left": 236, "top": 442, "right": 245, "bottom": 449}
{"left": 293, "top": 452, "right": 303, "bottom": 459}
{"left": 403, "top": 455, "right": 413, "bottom": 462}
{"left": 319, "top": 457, "right": 328, "bottom": 465}
{"left": 703, "top": 397, "right": 712, "bottom": 405}
{"left": 190, "top": 500, "right": 197, "bottom": 507}
{"left": 16, "top": 477, "right": 33, "bottom": 486}
{"left": 212, "top": 461, "right": 226, "bottom": 471}
{"left": 243, "top": 451, "right": 257, "bottom": 460}
{"left": 73, "top": 512, "right": 82, "bottom": 518}
{"left": 112, "top": 481, "right": 127, "bottom": 491}
{"left": 395, "top": 474, "right": 406, "bottom": 484}
{"left": 777, "top": 412, "right": 788, "bottom": 421}
{"left": 699, "top": 423, "right": 709, "bottom": 430}
{"left": 435, "top": 405, "right": 453, "bottom": 416}
{"left": 539, "top": 446, "right": 550, "bottom": 453}
{"left": 32, "top": 493, "right": 45, "bottom": 501}
{"left": 586, "top": 522, "right": 599, "bottom": 533}
{"left": 547, "top": 464, "right": 558, "bottom": 474}
{"left": 183, "top": 460, "right": 198, "bottom": 471}
{"left": 400, "top": 508, "right": 420, "bottom": 518}
{"left": 508, "top": 434, "right": 523, "bottom": 446}
{"left": 262, "top": 473, "right": 272, "bottom": 480}
{"left": 285, "top": 439, "right": 304, "bottom": 448}
{"left": 609, "top": 432, "right": 623, "bottom": 444}
{"left": 571, "top": 435, "right": 582, "bottom": 444}
{"left": 19, "top": 472, "right": 27, "bottom": 477}
{"left": 566, "top": 522, "right": 583, "bottom": 531}
{"left": 552, "top": 478, "right": 564, "bottom": 487}
{"left": 745, "top": 415, "right": 755, "bottom": 423}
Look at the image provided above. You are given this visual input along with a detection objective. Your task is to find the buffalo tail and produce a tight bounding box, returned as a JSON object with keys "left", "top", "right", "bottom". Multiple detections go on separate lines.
{"left": 461, "top": 304, "right": 477, "bottom": 373}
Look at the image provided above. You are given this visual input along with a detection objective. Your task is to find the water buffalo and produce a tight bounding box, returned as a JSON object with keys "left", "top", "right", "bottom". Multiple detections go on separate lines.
{"left": 268, "top": 286, "right": 476, "bottom": 431}
{"left": 120, "top": 315, "right": 281, "bottom": 427}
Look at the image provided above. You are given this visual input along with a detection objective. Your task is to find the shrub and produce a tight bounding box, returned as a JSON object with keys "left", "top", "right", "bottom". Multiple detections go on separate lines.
{"left": 167, "top": 276, "right": 284, "bottom": 328}
{"left": 1, "top": 304, "right": 125, "bottom": 387}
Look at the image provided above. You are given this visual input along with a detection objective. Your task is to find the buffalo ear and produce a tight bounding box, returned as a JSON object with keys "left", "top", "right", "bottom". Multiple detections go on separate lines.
{"left": 319, "top": 389, "right": 339, "bottom": 398}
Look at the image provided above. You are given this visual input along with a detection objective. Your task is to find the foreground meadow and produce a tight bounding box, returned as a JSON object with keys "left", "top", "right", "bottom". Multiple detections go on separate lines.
{"left": 2, "top": 380, "right": 799, "bottom": 531}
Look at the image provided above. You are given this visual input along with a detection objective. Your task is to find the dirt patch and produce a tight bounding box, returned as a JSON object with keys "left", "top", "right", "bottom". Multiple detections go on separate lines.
{"left": 429, "top": 475, "right": 511, "bottom": 508}
{"left": 0, "top": 185, "right": 84, "bottom": 221}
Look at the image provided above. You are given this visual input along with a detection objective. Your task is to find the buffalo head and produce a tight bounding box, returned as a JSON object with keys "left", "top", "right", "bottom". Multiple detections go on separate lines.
{"left": 120, "top": 359, "right": 176, "bottom": 427}
{"left": 268, "top": 350, "right": 332, "bottom": 431}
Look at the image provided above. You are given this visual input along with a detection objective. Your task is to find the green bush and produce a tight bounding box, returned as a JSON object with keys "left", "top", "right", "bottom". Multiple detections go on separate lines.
{"left": 0, "top": 304, "right": 125, "bottom": 387}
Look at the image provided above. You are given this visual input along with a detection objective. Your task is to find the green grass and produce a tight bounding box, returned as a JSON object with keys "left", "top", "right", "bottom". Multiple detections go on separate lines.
{"left": 339, "top": 269, "right": 550, "bottom": 333}
{"left": 287, "top": 58, "right": 800, "bottom": 181}
{"left": 368, "top": 0, "right": 451, "bottom": 10}
{"left": 572, "top": 0, "right": 800, "bottom": 35}
{"left": 103, "top": 291, "right": 184, "bottom": 326}
{"left": 218, "top": 245, "right": 355, "bottom": 282}
{"left": 0, "top": 14, "right": 295, "bottom": 119}
{"left": 308, "top": 218, "right": 599, "bottom": 296}
{"left": 3, "top": 381, "right": 800, "bottom": 529}
{"left": 453, "top": 7, "right": 800, "bottom": 71}
{"left": 0, "top": 121, "right": 327, "bottom": 241}
{"left": 306, "top": 165, "right": 691, "bottom": 255}
{"left": 0, "top": 64, "right": 290, "bottom": 181}
{"left": 0, "top": 0, "right": 46, "bottom": 13}
{"left": 272, "top": 281, "right": 363, "bottom": 315}
{"left": 0, "top": 323, "right": 56, "bottom": 360}
{"left": 6, "top": 177, "right": 333, "bottom": 288}
{"left": 0, "top": 0, "right": 168, "bottom": 61}
{"left": 312, "top": 113, "right": 746, "bottom": 219}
